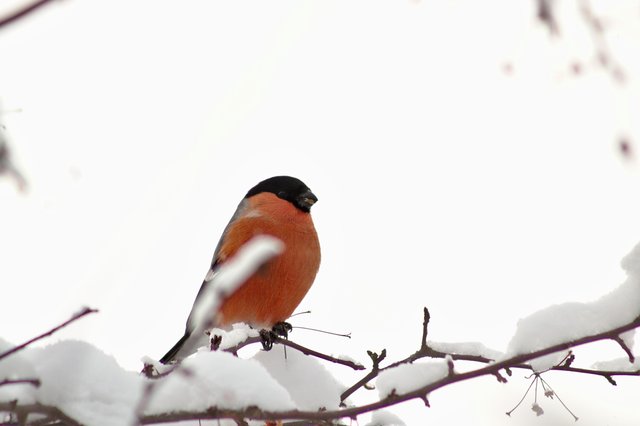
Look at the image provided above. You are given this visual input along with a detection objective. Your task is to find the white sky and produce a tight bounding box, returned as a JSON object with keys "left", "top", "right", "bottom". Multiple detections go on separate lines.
{"left": 1, "top": 0, "right": 640, "bottom": 425}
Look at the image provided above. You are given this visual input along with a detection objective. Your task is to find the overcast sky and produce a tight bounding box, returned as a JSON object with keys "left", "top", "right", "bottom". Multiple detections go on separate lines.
{"left": 2, "top": 1, "right": 640, "bottom": 425}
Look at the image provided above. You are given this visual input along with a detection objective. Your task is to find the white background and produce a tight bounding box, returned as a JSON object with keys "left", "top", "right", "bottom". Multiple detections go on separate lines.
{"left": 1, "top": 0, "right": 640, "bottom": 425}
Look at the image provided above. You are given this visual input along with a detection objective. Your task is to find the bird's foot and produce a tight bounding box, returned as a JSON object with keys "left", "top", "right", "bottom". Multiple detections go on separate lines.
{"left": 259, "top": 329, "right": 277, "bottom": 351}
{"left": 272, "top": 321, "right": 292, "bottom": 339}
{"left": 259, "top": 322, "right": 292, "bottom": 351}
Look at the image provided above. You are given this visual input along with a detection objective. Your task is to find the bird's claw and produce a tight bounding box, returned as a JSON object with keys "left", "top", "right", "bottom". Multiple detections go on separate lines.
{"left": 259, "top": 322, "right": 292, "bottom": 351}
{"left": 259, "top": 329, "right": 277, "bottom": 351}
{"left": 272, "top": 321, "right": 292, "bottom": 339}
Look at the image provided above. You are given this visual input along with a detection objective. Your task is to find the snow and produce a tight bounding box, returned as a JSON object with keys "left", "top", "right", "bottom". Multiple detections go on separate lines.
{"left": 592, "top": 357, "right": 640, "bottom": 372}
{"left": 206, "top": 323, "right": 260, "bottom": 351}
{"left": 2, "top": 337, "right": 346, "bottom": 425}
{"left": 376, "top": 360, "right": 450, "bottom": 399}
{"left": 0, "top": 338, "right": 38, "bottom": 405}
{"left": 366, "top": 410, "right": 407, "bottom": 426}
{"left": 146, "top": 351, "right": 296, "bottom": 414}
{"left": 1, "top": 340, "right": 143, "bottom": 426}
{"left": 330, "top": 353, "right": 364, "bottom": 367}
{"left": 253, "top": 345, "right": 345, "bottom": 411}
{"left": 189, "top": 235, "right": 285, "bottom": 332}
{"left": 504, "top": 241, "right": 640, "bottom": 371}
{"left": 428, "top": 341, "right": 503, "bottom": 360}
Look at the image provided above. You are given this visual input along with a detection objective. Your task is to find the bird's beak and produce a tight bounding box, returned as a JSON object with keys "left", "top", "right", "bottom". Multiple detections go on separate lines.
{"left": 297, "top": 190, "right": 318, "bottom": 211}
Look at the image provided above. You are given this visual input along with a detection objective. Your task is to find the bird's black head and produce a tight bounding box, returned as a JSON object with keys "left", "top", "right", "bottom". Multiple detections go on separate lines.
{"left": 246, "top": 176, "right": 318, "bottom": 213}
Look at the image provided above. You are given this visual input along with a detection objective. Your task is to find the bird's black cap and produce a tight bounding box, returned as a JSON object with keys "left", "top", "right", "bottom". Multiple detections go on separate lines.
{"left": 246, "top": 176, "right": 318, "bottom": 213}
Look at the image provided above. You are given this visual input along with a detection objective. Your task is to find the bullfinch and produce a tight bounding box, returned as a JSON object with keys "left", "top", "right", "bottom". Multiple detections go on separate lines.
{"left": 160, "top": 176, "right": 321, "bottom": 364}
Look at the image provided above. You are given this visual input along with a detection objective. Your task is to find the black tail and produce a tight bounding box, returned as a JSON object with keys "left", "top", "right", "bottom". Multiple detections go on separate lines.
{"left": 159, "top": 332, "right": 190, "bottom": 364}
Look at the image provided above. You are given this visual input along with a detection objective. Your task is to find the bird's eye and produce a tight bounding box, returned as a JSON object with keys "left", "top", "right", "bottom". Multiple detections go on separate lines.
{"left": 277, "top": 191, "right": 287, "bottom": 199}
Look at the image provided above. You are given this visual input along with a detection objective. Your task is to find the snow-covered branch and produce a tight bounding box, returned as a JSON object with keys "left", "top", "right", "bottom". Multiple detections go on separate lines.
{"left": 0, "top": 307, "right": 97, "bottom": 362}
{"left": 0, "top": 401, "right": 82, "bottom": 426}
{"left": 4, "top": 243, "right": 640, "bottom": 425}
{"left": 2, "top": 305, "right": 640, "bottom": 425}
{"left": 133, "top": 311, "right": 640, "bottom": 424}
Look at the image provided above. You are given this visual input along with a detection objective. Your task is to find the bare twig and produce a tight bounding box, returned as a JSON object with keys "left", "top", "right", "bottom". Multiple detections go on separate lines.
{"left": 274, "top": 337, "right": 365, "bottom": 371}
{"left": 340, "top": 350, "right": 386, "bottom": 402}
{"left": 0, "top": 307, "right": 98, "bottom": 362}
{"left": 420, "top": 307, "right": 430, "bottom": 350}
{"left": 0, "top": 132, "right": 27, "bottom": 192}
{"left": 0, "top": 401, "right": 82, "bottom": 426}
{"left": 217, "top": 334, "right": 365, "bottom": 372}
{"left": 536, "top": 0, "right": 559, "bottom": 35}
{"left": 578, "top": 0, "right": 626, "bottom": 83}
{"left": 292, "top": 326, "right": 351, "bottom": 338}
{"left": 0, "top": 378, "right": 40, "bottom": 387}
{"left": 612, "top": 335, "right": 635, "bottom": 363}
{"left": 0, "top": 0, "right": 60, "bottom": 30}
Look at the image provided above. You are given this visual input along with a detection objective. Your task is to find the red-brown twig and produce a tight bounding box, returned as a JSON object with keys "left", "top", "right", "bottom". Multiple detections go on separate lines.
{"left": 0, "top": 0, "right": 60, "bottom": 30}
{"left": 138, "top": 312, "right": 640, "bottom": 424}
{"left": 0, "top": 378, "right": 40, "bottom": 387}
{"left": 0, "top": 401, "right": 82, "bottom": 426}
{"left": 214, "top": 334, "right": 365, "bottom": 371}
{"left": 612, "top": 335, "right": 635, "bottom": 363}
{"left": 0, "top": 307, "right": 98, "bottom": 362}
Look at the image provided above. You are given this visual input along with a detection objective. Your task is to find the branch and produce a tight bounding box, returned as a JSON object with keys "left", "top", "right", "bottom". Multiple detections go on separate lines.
{"left": 273, "top": 337, "right": 365, "bottom": 371}
{"left": 138, "top": 313, "right": 640, "bottom": 424}
{"left": 341, "top": 349, "right": 386, "bottom": 402}
{"left": 0, "top": 307, "right": 98, "bottom": 362}
{"left": 0, "top": 378, "right": 40, "bottom": 387}
{"left": 212, "top": 334, "right": 365, "bottom": 372}
{"left": 612, "top": 335, "right": 635, "bottom": 363}
{"left": 0, "top": 136, "right": 27, "bottom": 192}
{"left": 0, "top": 401, "right": 82, "bottom": 426}
{"left": 0, "top": 0, "right": 60, "bottom": 30}
{"left": 578, "top": 0, "right": 626, "bottom": 83}
{"left": 420, "top": 307, "right": 430, "bottom": 350}
{"left": 549, "top": 364, "right": 639, "bottom": 385}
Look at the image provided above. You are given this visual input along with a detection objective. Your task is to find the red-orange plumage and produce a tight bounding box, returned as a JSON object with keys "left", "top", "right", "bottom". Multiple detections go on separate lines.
{"left": 159, "top": 175, "right": 320, "bottom": 364}
{"left": 215, "top": 192, "right": 321, "bottom": 327}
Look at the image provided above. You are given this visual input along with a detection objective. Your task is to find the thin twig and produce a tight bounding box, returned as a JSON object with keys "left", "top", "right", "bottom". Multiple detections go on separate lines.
{"left": 578, "top": 0, "right": 626, "bottom": 83}
{"left": 612, "top": 335, "right": 635, "bottom": 363}
{"left": 0, "top": 402, "right": 82, "bottom": 426}
{"left": 0, "top": 307, "right": 98, "bottom": 362}
{"left": 0, "top": 378, "right": 40, "bottom": 387}
{"left": 274, "top": 337, "right": 365, "bottom": 371}
{"left": 0, "top": 0, "right": 60, "bottom": 30}
{"left": 218, "top": 335, "right": 365, "bottom": 371}
{"left": 340, "top": 350, "right": 386, "bottom": 402}
{"left": 421, "top": 307, "right": 430, "bottom": 350}
{"left": 292, "top": 326, "right": 351, "bottom": 338}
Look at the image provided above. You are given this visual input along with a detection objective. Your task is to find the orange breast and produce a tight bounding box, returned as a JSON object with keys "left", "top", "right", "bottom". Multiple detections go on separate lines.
{"left": 215, "top": 193, "right": 321, "bottom": 328}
